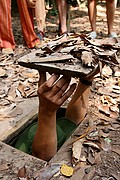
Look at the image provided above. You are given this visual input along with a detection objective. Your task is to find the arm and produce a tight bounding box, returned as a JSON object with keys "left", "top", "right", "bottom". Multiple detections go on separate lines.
{"left": 65, "top": 82, "right": 90, "bottom": 125}
{"left": 32, "top": 73, "right": 76, "bottom": 161}
{"left": 66, "top": 65, "right": 100, "bottom": 125}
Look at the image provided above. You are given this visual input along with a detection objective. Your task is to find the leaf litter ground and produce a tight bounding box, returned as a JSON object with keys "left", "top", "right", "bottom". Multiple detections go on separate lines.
{"left": 0, "top": 2, "right": 120, "bottom": 180}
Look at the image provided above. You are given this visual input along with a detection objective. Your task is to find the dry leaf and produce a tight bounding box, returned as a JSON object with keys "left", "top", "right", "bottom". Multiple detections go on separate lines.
{"left": 7, "top": 107, "right": 23, "bottom": 117}
{"left": 83, "top": 167, "right": 95, "bottom": 180}
{"left": 0, "top": 162, "right": 10, "bottom": 171}
{"left": 28, "top": 77, "right": 38, "bottom": 83}
{"left": 60, "top": 164, "right": 74, "bottom": 177}
{"left": 22, "top": 70, "right": 38, "bottom": 79}
{"left": 60, "top": 164, "right": 73, "bottom": 177}
{"left": 98, "top": 86, "right": 112, "bottom": 96}
{"left": 0, "top": 104, "right": 16, "bottom": 115}
{"left": 105, "top": 96, "right": 116, "bottom": 105}
{"left": 18, "top": 166, "right": 27, "bottom": 179}
{"left": 109, "top": 105, "right": 119, "bottom": 113}
{"left": 99, "top": 129, "right": 109, "bottom": 138}
{"left": 87, "top": 147, "right": 96, "bottom": 165}
{"left": 17, "top": 82, "right": 27, "bottom": 97}
{"left": 34, "top": 163, "right": 61, "bottom": 179}
{"left": 86, "top": 129, "right": 99, "bottom": 141}
{"left": 0, "top": 84, "right": 8, "bottom": 98}
{"left": 111, "top": 122, "right": 120, "bottom": 129}
{"left": 0, "top": 68, "right": 6, "bottom": 77}
{"left": 112, "top": 89, "right": 120, "bottom": 94}
{"left": 112, "top": 148, "right": 120, "bottom": 156}
{"left": 101, "top": 138, "right": 112, "bottom": 151}
{"left": 83, "top": 141, "right": 100, "bottom": 151}
{"left": 98, "top": 104, "right": 110, "bottom": 116}
{"left": 71, "top": 165, "right": 91, "bottom": 180}
{"left": 111, "top": 173, "right": 120, "bottom": 180}
{"left": 112, "top": 85, "right": 120, "bottom": 90}
{"left": 6, "top": 95, "right": 16, "bottom": 102}
{"left": 8, "top": 86, "right": 17, "bottom": 99}
{"left": 94, "top": 152, "right": 102, "bottom": 164}
{"left": 72, "top": 139, "right": 83, "bottom": 163}
{"left": 25, "top": 89, "right": 37, "bottom": 98}
{"left": 81, "top": 51, "right": 93, "bottom": 67}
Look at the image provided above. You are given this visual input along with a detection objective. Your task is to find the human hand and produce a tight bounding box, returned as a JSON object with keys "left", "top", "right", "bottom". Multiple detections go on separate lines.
{"left": 37, "top": 72, "right": 76, "bottom": 113}
{"left": 80, "top": 62, "right": 104, "bottom": 85}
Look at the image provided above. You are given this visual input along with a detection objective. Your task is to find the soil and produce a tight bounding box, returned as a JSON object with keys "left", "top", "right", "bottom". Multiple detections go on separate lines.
{"left": 0, "top": 2, "right": 120, "bottom": 179}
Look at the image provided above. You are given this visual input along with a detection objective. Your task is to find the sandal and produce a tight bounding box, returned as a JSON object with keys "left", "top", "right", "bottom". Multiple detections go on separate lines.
{"left": 2, "top": 48, "right": 14, "bottom": 56}
{"left": 34, "top": 42, "right": 43, "bottom": 49}
{"left": 58, "top": 31, "right": 69, "bottom": 42}
{"left": 37, "top": 31, "right": 45, "bottom": 42}
{"left": 108, "top": 32, "right": 117, "bottom": 38}
{"left": 88, "top": 31, "right": 97, "bottom": 39}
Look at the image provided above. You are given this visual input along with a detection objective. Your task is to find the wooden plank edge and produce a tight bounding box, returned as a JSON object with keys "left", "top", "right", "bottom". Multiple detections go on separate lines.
{"left": 0, "top": 108, "right": 38, "bottom": 143}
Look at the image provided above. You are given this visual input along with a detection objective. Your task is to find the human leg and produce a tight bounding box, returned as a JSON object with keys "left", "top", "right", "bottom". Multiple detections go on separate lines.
{"left": 88, "top": 0, "right": 97, "bottom": 39}
{"left": 56, "top": 0, "right": 68, "bottom": 34}
{"left": 35, "top": 0, "right": 46, "bottom": 32}
{"left": 17, "top": 0, "right": 40, "bottom": 48}
{"left": 0, "top": 0, "right": 15, "bottom": 52}
{"left": 106, "top": 0, "right": 117, "bottom": 37}
{"left": 35, "top": 0, "right": 46, "bottom": 42}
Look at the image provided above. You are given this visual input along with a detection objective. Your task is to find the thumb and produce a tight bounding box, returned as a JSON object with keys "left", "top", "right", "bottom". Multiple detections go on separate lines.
{"left": 86, "top": 62, "right": 104, "bottom": 81}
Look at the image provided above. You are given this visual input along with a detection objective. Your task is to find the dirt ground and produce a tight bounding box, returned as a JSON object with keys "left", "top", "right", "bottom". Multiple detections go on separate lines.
{"left": 0, "top": 2, "right": 120, "bottom": 179}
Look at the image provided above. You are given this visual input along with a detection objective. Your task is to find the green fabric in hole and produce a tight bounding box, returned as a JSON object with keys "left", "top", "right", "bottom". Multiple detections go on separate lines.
{"left": 15, "top": 122, "right": 37, "bottom": 154}
{"left": 15, "top": 118, "right": 77, "bottom": 154}
{"left": 57, "top": 117, "right": 77, "bottom": 138}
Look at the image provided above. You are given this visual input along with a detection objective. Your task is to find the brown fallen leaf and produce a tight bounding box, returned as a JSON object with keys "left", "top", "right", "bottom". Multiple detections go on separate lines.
{"left": 17, "top": 82, "right": 27, "bottom": 97}
{"left": 105, "top": 96, "right": 116, "bottom": 105}
{"left": 112, "top": 148, "right": 120, "bottom": 156}
{"left": 7, "top": 106, "right": 23, "bottom": 117}
{"left": 83, "top": 167, "right": 96, "bottom": 180}
{"left": 99, "top": 129, "right": 110, "bottom": 138}
{"left": 34, "top": 163, "right": 61, "bottom": 179}
{"left": 111, "top": 173, "right": 120, "bottom": 180}
{"left": 97, "top": 86, "right": 112, "bottom": 96}
{"left": 86, "top": 128, "right": 99, "bottom": 141}
{"left": 18, "top": 166, "right": 28, "bottom": 179}
{"left": 101, "top": 138, "right": 112, "bottom": 151}
{"left": 81, "top": 51, "right": 93, "bottom": 67}
{"left": 94, "top": 151, "right": 102, "bottom": 164}
{"left": 0, "top": 162, "right": 10, "bottom": 171}
{"left": 0, "top": 104, "right": 16, "bottom": 115}
{"left": 111, "top": 122, "right": 120, "bottom": 129}
{"left": 25, "top": 89, "right": 37, "bottom": 98}
{"left": 71, "top": 165, "right": 91, "bottom": 180}
{"left": 0, "top": 68, "right": 6, "bottom": 77}
{"left": 87, "top": 147, "right": 96, "bottom": 165}
{"left": 21, "top": 70, "right": 38, "bottom": 79}
{"left": 83, "top": 141, "right": 100, "bottom": 151}
{"left": 98, "top": 104, "right": 110, "bottom": 117}
{"left": 7, "top": 86, "right": 17, "bottom": 99}
{"left": 109, "top": 105, "right": 119, "bottom": 113}
{"left": 112, "top": 89, "right": 120, "bottom": 94}
{"left": 72, "top": 126, "right": 90, "bottom": 143}
{"left": 72, "top": 139, "right": 86, "bottom": 165}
